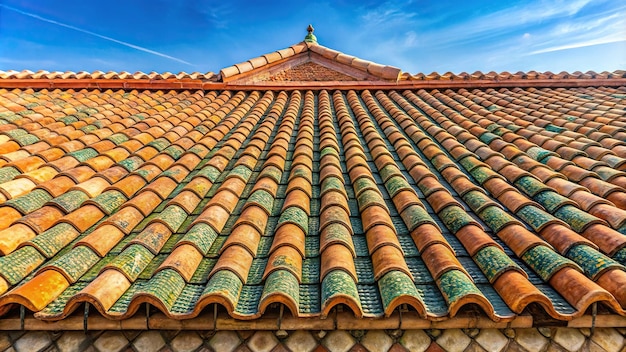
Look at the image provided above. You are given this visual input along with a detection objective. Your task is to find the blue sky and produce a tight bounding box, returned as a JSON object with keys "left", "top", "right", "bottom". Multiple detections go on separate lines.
{"left": 0, "top": 0, "right": 624, "bottom": 75}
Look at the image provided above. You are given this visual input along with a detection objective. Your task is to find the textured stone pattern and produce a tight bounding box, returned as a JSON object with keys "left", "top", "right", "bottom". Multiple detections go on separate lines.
{"left": 264, "top": 62, "right": 358, "bottom": 81}
{"left": 1, "top": 328, "right": 624, "bottom": 352}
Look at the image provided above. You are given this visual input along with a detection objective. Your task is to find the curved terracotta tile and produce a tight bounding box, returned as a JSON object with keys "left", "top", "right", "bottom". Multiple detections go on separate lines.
{"left": 157, "top": 244, "right": 203, "bottom": 282}
{"left": 371, "top": 245, "right": 412, "bottom": 281}
{"left": 269, "top": 223, "right": 306, "bottom": 258}
{"left": 320, "top": 243, "right": 357, "bottom": 282}
{"left": 72, "top": 269, "right": 132, "bottom": 313}
{"left": 209, "top": 245, "right": 254, "bottom": 283}
{"left": 75, "top": 224, "right": 124, "bottom": 257}
{"left": 549, "top": 267, "right": 624, "bottom": 315}
{"left": 366, "top": 224, "right": 403, "bottom": 255}
{"left": 0, "top": 270, "right": 69, "bottom": 312}
{"left": 263, "top": 245, "right": 303, "bottom": 282}
{"left": 222, "top": 223, "right": 262, "bottom": 256}
{"left": 282, "top": 189, "right": 311, "bottom": 215}
{"left": 497, "top": 224, "right": 550, "bottom": 256}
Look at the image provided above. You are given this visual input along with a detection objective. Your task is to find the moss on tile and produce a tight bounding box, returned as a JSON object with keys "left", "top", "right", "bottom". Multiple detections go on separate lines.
{"left": 378, "top": 270, "right": 422, "bottom": 310}
{"left": 473, "top": 246, "right": 524, "bottom": 283}
{"left": 566, "top": 244, "right": 625, "bottom": 280}
{"left": 521, "top": 245, "right": 581, "bottom": 282}
{"left": 0, "top": 246, "right": 46, "bottom": 285}
{"left": 45, "top": 246, "right": 100, "bottom": 283}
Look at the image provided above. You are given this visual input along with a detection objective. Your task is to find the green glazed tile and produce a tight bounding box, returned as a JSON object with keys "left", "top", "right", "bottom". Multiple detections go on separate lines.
{"left": 533, "top": 191, "right": 571, "bottom": 213}
{"left": 405, "top": 257, "right": 434, "bottom": 284}
{"left": 473, "top": 246, "right": 524, "bottom": 283}
{"left": 179, "top": 223, "right": 219, "bottom": 256}
{"left": 470, "top": 166, "right": 498, "bottom": 184}
{"left": 90, "top": 190, "right": 127, "bottom": 215}
{"left": 595, "top": 167, "right": 622, "bottom": 181}
{"left": 140, "top": 269, "right": 185, "bottom": 310}
{"left": 357, "top": 284, "right": 384, "bottom": 316}
{"left": 430, "top": 155, "right": 454, "bottom": 171}
{"left": 196, "top": 165, "right": 222, "bottom": 182}
{"left": 516, "top": 205, "right": 560, "bottom": 232}
{"left": 462, "top": 190, "right": 492, "bottom": 212}
{"left": 613, "top": 248, "right": 626, "bottom": 265}
{"left": 302, "top": 257, "right": 320, "bottom": 284}
{"left": 106, "top": 244, "right": 155, "bottom": 281}
{"left": 160, "top": 234, "right": 183, "bottom": 253}
{"left": 207, "top": 236, "right": 228, "bottom": 258}
{"left": 554, "top": 205, "right": 602, "bottom": 233}
{"left": 189, "top": 258, "right": 217, "bottom": 284}
{"left": 479, "top": 206, "right": 517, "bottom": 233}
{"left": 401, "top": 204, "right": 436, "bottom": 232}
{"left": 603, "top": 155, "right": 624, "bottom": 169}
{"left": 148, "top": 138, "right": 170, "bottom": 151}
{"left": 566, "top": 244, "right": 625, "bottom": 280}
{"left": 118, "top": 156, "right": 144, "bottom": 172}
{"left": 478, "top": 132, "right": 500, "bottom": 145}
{"left": 194, "top": 125, "right": 209, "bottom": 134}
{"left": 259, "top": 165, "right": 282, "bottom": 184}
{"left": 385, "top": 175, "right": 411, "bottom": 198}
{"left": 515, "top": 176, "right": 550, "bottom": 197}
{"left": 353, "top": 177, "right": 377, "bottom": 196}
{"left": 246, "top": 258, "right": 268, "bottom": 285}
{"left": 13, "top": 133, "right": 39, "bottom": 146}
{"left": 378, "top": 270, "right": 423, "bottom": 310}
{"left": 379, "top": 164, "right": 399, "bottom": 183}
{"left": 437, "top": 269, "right": 485, "bottom": 307}
{"left": 305, "top": 236, "right": 320, "bottom": 258}
{"left": 106, "top": 133, "right": 129, "bottom": 145}
{"left": 163, "top": 145, "right": 184, "bottom": 160}
{"left": 157, "top": 205, "right": 188, "bottom": 232}
{"left": 0, "top": 246, "right": 45, "bottom": 285}
{"left": 202, "top": 269, "right": 243, "bottom": 306}
{"left": 261, "top": 270, "right": 300, "bottom": 309}
{"left": 5, "top": 189, "right": 52, "bottom": 214}
{"left": 45, "top": 246, "right": 99, "bottom": 283}
{"left": 521, "top": 245, "right": 581, "bottom": 282}
{"left": 67, "top": 148, "right": 98, "bottom": 162}
{"left": 290, "top": 165, "right": 312, "bottom": 181}
{"left": 299, "top": 284, "right": 321, "bottom": 314}
{"left": 320, "top": 146, "right": 339, "bottom": 159}
{"left": 322, "top": 269, "right": 361, "bottom": 309}
{"left": 234, "top": 285, "right": 263, "bottom": 316}
{"left": 3, "top": 129, "right": 27, "bottom": 138}
{"left": 159, "top": 167, "right": 186, "bottom": 182}
{"left": 320, "top": 176, "right": 344, "bottom": 195}
{"left": 526, "top": 146, "right": 556, "bottom": 162}
{"left": 278, "top": 206, "right": 309, "bottom": 235}
{"left": 0, "top": 166, "right": 20, "bottom": 183}
{"left": 439, "top": 205, "right": 478, "bottom": 234}
{"left": 229, "top": 164, "right": 253, "bottom": 182}
{"left": 58, "top": 115, "right": 78, "bottom": 124}
{"left": 137, "top": 255, "right": 167, "bottom": 280}
{"left": 321, "top": 222, "right": 354, "bottom": 250}
{"left": 357, "top": 189, "right": 385, "bottom": 211}
{"left": 48, "top": 190, "right": 89, "bottom": 213}
{"left": 545, "top": 125, "right": 566, "bottom": 133}
{"left": 247, "top": 190, "right": 275, "bottom": 215}
{"left": 28, "top": 223, "right": 79, "bottom": 258}
{"left": 188, "top": 145, "right": 209, "bottom": 158}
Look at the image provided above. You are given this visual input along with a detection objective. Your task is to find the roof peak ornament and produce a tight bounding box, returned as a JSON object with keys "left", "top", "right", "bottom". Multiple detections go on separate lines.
{"left": 304, "top": 24, "right": 317, "bottom": 44}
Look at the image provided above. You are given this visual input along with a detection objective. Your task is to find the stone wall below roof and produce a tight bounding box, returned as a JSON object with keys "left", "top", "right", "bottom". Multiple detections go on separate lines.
{"left": 1, "top": 328, "right": 625, "bottom": 352}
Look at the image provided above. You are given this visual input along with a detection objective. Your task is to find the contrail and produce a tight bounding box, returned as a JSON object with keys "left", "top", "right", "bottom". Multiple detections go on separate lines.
{"left": 0, "top": 4, "right": 193, "bottom": 66}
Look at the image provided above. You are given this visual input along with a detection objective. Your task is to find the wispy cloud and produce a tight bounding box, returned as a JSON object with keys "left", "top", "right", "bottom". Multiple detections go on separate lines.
{"left": 0, "top": 4, "right": 194, "bottom": 66}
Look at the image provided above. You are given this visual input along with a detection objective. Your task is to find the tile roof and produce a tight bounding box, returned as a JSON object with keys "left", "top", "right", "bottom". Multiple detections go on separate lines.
{"left": 0, "top": 83, "right": 625, "bottom": 327}
{"left": 218, "top": 41, "right": 402, "bottom": 82}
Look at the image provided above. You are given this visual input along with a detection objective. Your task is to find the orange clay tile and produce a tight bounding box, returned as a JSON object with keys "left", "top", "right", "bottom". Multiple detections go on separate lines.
{"left": 210, "top": 245, "right": 254, "bottom": 283}
{"left": 157, "top": 244, "right": 203, "bottom": 282}
{"left": 263, "top": 245, "right": 303, "bottom": 282}
{"left": 320, "top": 243, "right": 358, "bottom": 282}
{"left": 222, "top": 223, "right": 262, "bottom": 256}
{"left": 75, "top": 224, "right": 125, "bottom": 257}
{"left": 0, "top": 224, "right": 37, "bottom": 255}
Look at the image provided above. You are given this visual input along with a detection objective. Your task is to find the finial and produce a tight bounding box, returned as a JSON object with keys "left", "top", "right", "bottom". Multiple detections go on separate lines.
{"left": 304, "top": 24, "right": 317, "bottom": 44}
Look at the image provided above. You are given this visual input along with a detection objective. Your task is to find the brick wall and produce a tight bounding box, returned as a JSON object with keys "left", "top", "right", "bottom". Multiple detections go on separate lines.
{"left": 264, "top": 62, "right": 358, "bottom": 81}
{"left": 1, "top": 328, "right": 625, "bottom": 352}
